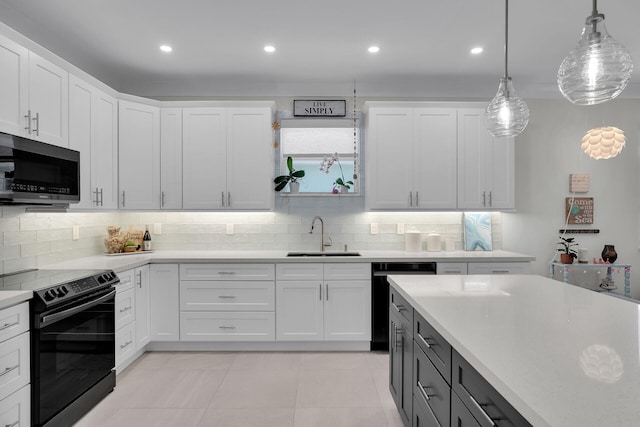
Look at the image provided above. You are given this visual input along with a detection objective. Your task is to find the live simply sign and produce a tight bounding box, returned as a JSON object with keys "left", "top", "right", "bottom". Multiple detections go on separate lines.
{"left": 294, "top": 100, "right": 346, "bottom": 117}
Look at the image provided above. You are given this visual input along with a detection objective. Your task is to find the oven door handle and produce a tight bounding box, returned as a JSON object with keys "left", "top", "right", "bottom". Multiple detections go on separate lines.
{"left": 37, "top": 288, "right": 116, "bottom": 328}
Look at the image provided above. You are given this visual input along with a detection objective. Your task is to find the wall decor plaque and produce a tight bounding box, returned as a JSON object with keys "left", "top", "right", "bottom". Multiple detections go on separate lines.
{"left": 293, "top": 100, "right": 346, "bottom": 117}
{"left": 570, "top": 174, "right": 590, "bottom": 192}
{"left": 566, "top": 197, "right": 594, "bottom": 224}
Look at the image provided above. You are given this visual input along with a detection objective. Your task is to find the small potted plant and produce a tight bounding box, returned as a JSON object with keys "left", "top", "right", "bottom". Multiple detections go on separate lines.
{"left": 274, "top": 156, "right": 305, "bottom": 193}
{"left": 320, "top": 152, "right": 354, "bottom": 194}
{"left": 557, "top": 236, "right": 578, "bottom": 264}
{"left": 123, "top": 241, "right": 138, "bottom": 253}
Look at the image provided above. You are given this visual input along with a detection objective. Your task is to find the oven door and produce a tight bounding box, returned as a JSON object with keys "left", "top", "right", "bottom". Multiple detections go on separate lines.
{"left": 32, "top": 288, "right": 115, "bottom": 426}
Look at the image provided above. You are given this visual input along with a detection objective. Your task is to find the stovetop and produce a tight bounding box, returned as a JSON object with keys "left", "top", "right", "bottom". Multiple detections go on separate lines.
{"left": 0, "top": 269, "right": 119, "bottom": 310}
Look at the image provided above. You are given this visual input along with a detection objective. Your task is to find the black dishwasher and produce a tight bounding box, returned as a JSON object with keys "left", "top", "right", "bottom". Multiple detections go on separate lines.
{"left": 371, "top": 262, "right": 437, "bottom": 351}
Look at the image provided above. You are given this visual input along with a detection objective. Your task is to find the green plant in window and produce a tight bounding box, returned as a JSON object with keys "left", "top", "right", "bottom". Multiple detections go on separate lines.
{"left": 274, "top": 156, "right": 305, "bottom": 191}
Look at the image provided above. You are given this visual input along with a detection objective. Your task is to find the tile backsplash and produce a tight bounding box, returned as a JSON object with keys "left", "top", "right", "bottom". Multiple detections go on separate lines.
{"left": 0, "top": 198, "right": 502, "bottom": 275}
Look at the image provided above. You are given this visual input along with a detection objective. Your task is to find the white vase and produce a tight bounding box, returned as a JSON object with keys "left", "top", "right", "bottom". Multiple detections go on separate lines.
{"left": 289, "top": 181, "right": 300, "bottom": 194}
{"left": 340, "top": 186, "right": 348, "bottom": 194}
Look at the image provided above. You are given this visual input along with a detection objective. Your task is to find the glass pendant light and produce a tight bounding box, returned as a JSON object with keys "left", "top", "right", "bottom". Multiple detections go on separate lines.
{"left": 558, "top": 0, "right": 633, "bottom": 105}
{"left": 484, "top": 0, "right": 529, "bottom": 138}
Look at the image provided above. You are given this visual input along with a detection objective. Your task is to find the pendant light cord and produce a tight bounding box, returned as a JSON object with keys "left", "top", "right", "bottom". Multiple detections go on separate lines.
{"left": 503, "top": 0, "right": 509, "bottom": 79}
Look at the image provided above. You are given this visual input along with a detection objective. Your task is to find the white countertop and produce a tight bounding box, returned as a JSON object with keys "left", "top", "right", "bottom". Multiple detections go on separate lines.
{"left": 387, "top": 274, "right": 640, "bottom": 427}
{"left": 0, "top": 290, "right": 32, "bottom": 310}
{"left": 42, "top": 249, "right": 534, "bottom": 273}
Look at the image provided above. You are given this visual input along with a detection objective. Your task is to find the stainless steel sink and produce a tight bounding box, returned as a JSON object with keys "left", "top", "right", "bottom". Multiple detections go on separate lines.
{"left": 286, "top": 251, "right": 361, "bottom": 257}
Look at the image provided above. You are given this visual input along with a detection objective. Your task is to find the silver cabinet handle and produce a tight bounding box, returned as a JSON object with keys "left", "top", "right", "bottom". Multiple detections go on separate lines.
{"left": 122, "top": 191, "right": 126, "bottom": 207}
{"left": 228, "top": 192, "right": 231, "bottom": 207}
{"left": 409, "top": 192, "right": 413, "bottom": 207}
{"left": 161, "top": 191, "right": 166, "bottom": 207}
{"left": 489, "top": 191, "right": 493, "bottom": 206}
{"left": 218, "top": 295, "right": 236, "bottom": 299}
{"left": 99, "top": 188, "right": 104, "bottom": 206}
{"left": 119, "top": 306, "right": 132, "bottom": 313}
{"left": 24, "top": 110, "right": 32, "bottom": 133}
{"left": 6, "top": 419, "right": 19, "bottom": 427}
{"left": 217, "top": 271, "right": 236, "bottom": 275}
{"left": 137, "top": 270, "right": 142, "bottom": 288}
{"left": 0, "top": 364, "right": 19, "bottom": 377}
{"left": 319, "top": 284, "right": 322, "bottom": 300}
{"left": 218, "top": 325, "right": 236, "bottom": 330}
{"left": 417, "top": 380, "right": 435, "bottom": 402}
{"left": 491, "top": 270, "right": 510, "bottom": 274}
{"left": 221, "top": 192, "right": 225, "bottom": 207}
{"left": 466, "top": 391, "right": 497, "bottom": 427}
{"left": 93, "top": 187, "right": 99, "bottom": 206}
{"left": 0, "top": 320, "right": 19, "bottom": 331}
{"left": 394, "top": 326, "right": 403, "bottom": 352}
{"left": 32, "top": 112, "right": 39, "bottom": 136}
{"left": 482, "top": 191, "right": 486, "bottom": 207}
{"left": 325, "top": 283, "right": 329, "bottom": 300}
{"left": 120, "top": 340, "right": 133, "bottom": 349}
{"left": 392, "top": 302, "right": 404, "bottom": 312}
{"left": 416, "top": 191, "right": 419, "bottom": 207}
{"left": 417, "top": 332, "right": 432, "bottom": 349}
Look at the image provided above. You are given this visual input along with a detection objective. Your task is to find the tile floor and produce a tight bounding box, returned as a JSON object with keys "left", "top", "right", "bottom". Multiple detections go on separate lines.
{"left": 74, "top": 351, "right": 405, "bottom": 427}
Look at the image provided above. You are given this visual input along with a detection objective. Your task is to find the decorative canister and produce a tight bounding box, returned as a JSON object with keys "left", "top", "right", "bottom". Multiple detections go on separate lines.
{"left": 426, "top": 233, "right": 441, "bottom": 252}
{"left": 104, "top": 226, "right": 123, "bottom": 254}
{"left": 601, "top": 245, "right": 617, "bottom": 263}
{"left": 404, "top": 231, "right": 422, "bottom": 252}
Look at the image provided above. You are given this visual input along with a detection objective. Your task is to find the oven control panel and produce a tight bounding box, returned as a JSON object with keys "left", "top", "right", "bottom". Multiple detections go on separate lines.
{"left": 33, "top": 270, "right": 119, "bottom": 310}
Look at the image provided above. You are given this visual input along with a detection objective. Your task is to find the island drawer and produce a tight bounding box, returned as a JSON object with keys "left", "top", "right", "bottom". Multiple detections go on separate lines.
{"left": 389, "top": 287, "right": 412, "bottom": 326}
{"left": 452, "top": 350, "right": 531, "bottom": 427}
{"left": 179, "top": 281, "right": 275, "bottom": 311}
{"left": 414, "top": 310, "right": 451, "bottom": 384}
{"left": 414, "top": 342, "right": 450, "bottom": 427}
{"left": 451, "top": 391, "right": 481, "bottom": 426}
{"left": 180, "top": 264, "right": 275, "bottom": 281}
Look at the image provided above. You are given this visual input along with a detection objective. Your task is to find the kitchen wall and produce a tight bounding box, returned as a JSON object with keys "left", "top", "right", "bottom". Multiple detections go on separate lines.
{"left": 2, "top": 97, "right": 639, "bottom": 299}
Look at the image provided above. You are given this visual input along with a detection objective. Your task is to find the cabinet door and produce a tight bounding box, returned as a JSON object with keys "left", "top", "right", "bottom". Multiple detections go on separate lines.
{"left": 275, "top": 281, "right": 323, "bottom": 341}
{"left": 324, "top": 280, "right": 371, "bottom": 341}
{"left": 134, "top": 265, "right": 150, "bottom": 349}
{"left": 68, "top": 76, "right": 94, "bottom": 209}
{"left": 486, "top": 136, "right": 515, "bottom": 209}
{"left": 93, "top": 90, "right": 118, "bottom": 209}
{"left": 226, "top": 107, "right": 273, "bottom": 210}
{"left": 0, "top": 332, "right": 29, "bottom": 402}
{"left": 182, "top": 108, "right": 226, "bottom": 209}
{"left": 160, "top": 108, "right": 183, "bottom": 209}
{"left": 388, "top": 309, "right": 406, "bottom": 425}
{"left": 115, "top": 287, "right": 135, "bottom": 330}
{"left": 27, "top": 52, "right": 68, "bottom": 147}
{"left": 414, "top": 108, "right": 458, "bottom": 209}
{"left": 0, "top": 384, "right": 30, "bottom": 427}
{"left": 115, "top": 321, "right": 136, "bottom": 370}
{"left": 118, "top": 100, "right": 160, "bottom": 209}
{"left": 366, "top": 108, "right": 414, "bottom": 209}
{"left": 0, "top": 33, "right": 28, "bottom": 137}
{"left": 457, "top": 109, "right": 489, "bottom": 210}
{"left": 149, "top": 264, "right": 180, "bottom": 341}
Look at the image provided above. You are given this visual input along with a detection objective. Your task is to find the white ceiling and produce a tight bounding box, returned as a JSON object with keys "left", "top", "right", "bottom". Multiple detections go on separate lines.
{"left": 1, "top": 0, "right": 639, "bottom": 100}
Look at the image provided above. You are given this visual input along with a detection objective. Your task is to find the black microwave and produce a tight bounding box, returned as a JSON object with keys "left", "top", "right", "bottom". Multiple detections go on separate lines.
{"left": 0, "top": 132, "right": 80, "bottom": 205}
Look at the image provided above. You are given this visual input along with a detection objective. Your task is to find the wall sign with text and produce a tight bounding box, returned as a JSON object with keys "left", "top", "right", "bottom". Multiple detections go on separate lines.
{"left": 293, "top": 100, "right": 346, "bottom": 117}
{"left": 566, "top": 197, "right": 594, "bottom": 224}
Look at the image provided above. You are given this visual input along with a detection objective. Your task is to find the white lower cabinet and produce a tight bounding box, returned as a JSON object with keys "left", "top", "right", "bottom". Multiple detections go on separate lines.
{"left": 467, "top": 262, "right": 530, "bottom": 275}
{"left": 437, "top": 262, "right": 468, "bottom": 275}
{"left": 149, "top": 264, "right": 180, "bottom": 341}
{"left": 275, "top": 263, "right": 371, "bottom": 342}
{"left": 179, "top": 264, "right": 276, "bottom": 341}
{"left": 115, "top": 269, "right": 136, "bottom": 371}
{"left": 134, "top": 265, "right": 150, "bottom": 350}
{"left": 115, "top": 322, "right": 136, "bottom": 366}
{"left": 0, "top": 302, "right": 29, "bottom": 427}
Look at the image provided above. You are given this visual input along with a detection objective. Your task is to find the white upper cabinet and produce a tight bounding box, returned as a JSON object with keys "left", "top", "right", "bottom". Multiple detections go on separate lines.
{"left": 0, "top": 34, "right": 68, "bottom": 147}
{"left": 457, "top": 108, "right": 515, "bottom": 210}
{"left": 160, "top": 108, "right": 183, "bottom": 209}
{"left": 365, "top": 106, "right": 457, "bottom": 210}
{"left": 118, "top": 100, "right": 161, "bottom": 210}
{"left": 182, "top": 105, "right": 274, "bottom": 210}
{"left": 69, "top": 75, "right": 118, "bottom": 209}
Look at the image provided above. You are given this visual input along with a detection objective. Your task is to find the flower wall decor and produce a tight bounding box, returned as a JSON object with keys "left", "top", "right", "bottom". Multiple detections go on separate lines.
{"left": 319, "top": 152, "right": 354, "bottom": 193}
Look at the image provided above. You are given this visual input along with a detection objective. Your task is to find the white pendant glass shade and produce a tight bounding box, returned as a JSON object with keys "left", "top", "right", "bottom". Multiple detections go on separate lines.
{"left": 484, "top": 77, "right": 530, "bottom": 138}
{"left": 581, "top": 126, "right": 625, "bottom": 159}
{"left": 558, "top": 15, "right": 633, "bottom": 105}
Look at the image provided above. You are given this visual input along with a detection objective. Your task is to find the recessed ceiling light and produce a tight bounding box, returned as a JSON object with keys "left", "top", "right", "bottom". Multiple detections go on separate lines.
{"left": 160, "top": 45, "right": 173, "bottom": 53}
{"left": 264, "top": 45, "right": 276, "bottom": 53}
{"left": 470, "top": 47, "right": 483, "bottom": 55}
{"left": 368, "top": 46, "right": 380, "bottom": 53}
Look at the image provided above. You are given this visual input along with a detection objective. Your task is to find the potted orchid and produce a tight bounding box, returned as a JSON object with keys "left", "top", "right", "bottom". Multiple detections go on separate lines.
{"left": 320, "top": 152, "right": 354, "bottom": 194}
{"left": 274, "top": 156, "right": 305, "bottom": 192}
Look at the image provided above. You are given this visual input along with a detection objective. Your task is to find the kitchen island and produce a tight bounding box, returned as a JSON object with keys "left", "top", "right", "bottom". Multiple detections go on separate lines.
{"left": 388, "top": 274, "right": 640, "bottom": 426}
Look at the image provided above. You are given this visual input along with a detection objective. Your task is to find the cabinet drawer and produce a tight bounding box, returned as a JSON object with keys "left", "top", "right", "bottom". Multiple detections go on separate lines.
{"left": 0, "top": 384, "right": 30, "bottom": 427}
{"left": 180, "top": 264, "right": 275, "bottom": 281}
{"left": 415, "top": 310, "right": 451, "bottom": 384}
{"left": 0, "top": 302, "right": 28, "bottom": 344}
{"left": 0, "top": 332, "right": 29, "bottom": 401}
{"left": 323, "top": 263, "right": 370, "bottom": 280}
{"left": 415, "top": 343, "right": 450, "bottom": 427}
{"left": 276, "top": 263, "right": 323, "bottom": 281}
{"left": 413, "top": 394, "right": 441, "bottom": 427}
{"left": 180, "top": 281, "right": 275, "bottom": 311}
{"left": 389, "top": 286, "right": 412, "bottom": 326}
{"left": 180, "top": 311, "right": 275, "bottom": 341}
{"left": 115, "top": 288, "right": 135, "bottom": 330}
{"left": 451, "top": 391, "right": 480, "bottom": 427}
{"left": 115, "top": 321, "right": 136, "bottom": 367}
{"left": 116, "top": 269, "right": 135, "bottom": 292}
{"left": 437, "top": 262, "right": 468, "bottom": 275}
{"left": 452, "top": 350, "right": 531, "bottom": 427}
{"left": 466, "top": 262, "right": 530, "bottom": 275}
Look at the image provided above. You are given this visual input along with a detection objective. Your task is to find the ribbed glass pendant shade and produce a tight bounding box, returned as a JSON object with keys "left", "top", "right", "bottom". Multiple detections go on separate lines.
{"left": 558, "top": 14, "right": 633, "bottom": 105}
{"left": 484, "top": 77, "right": 530, "bottom": 138}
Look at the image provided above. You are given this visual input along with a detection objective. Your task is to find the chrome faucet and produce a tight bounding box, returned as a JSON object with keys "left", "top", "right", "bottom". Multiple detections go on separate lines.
{"left": 309, "top": 216, "right": 332, "bottom": 252}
